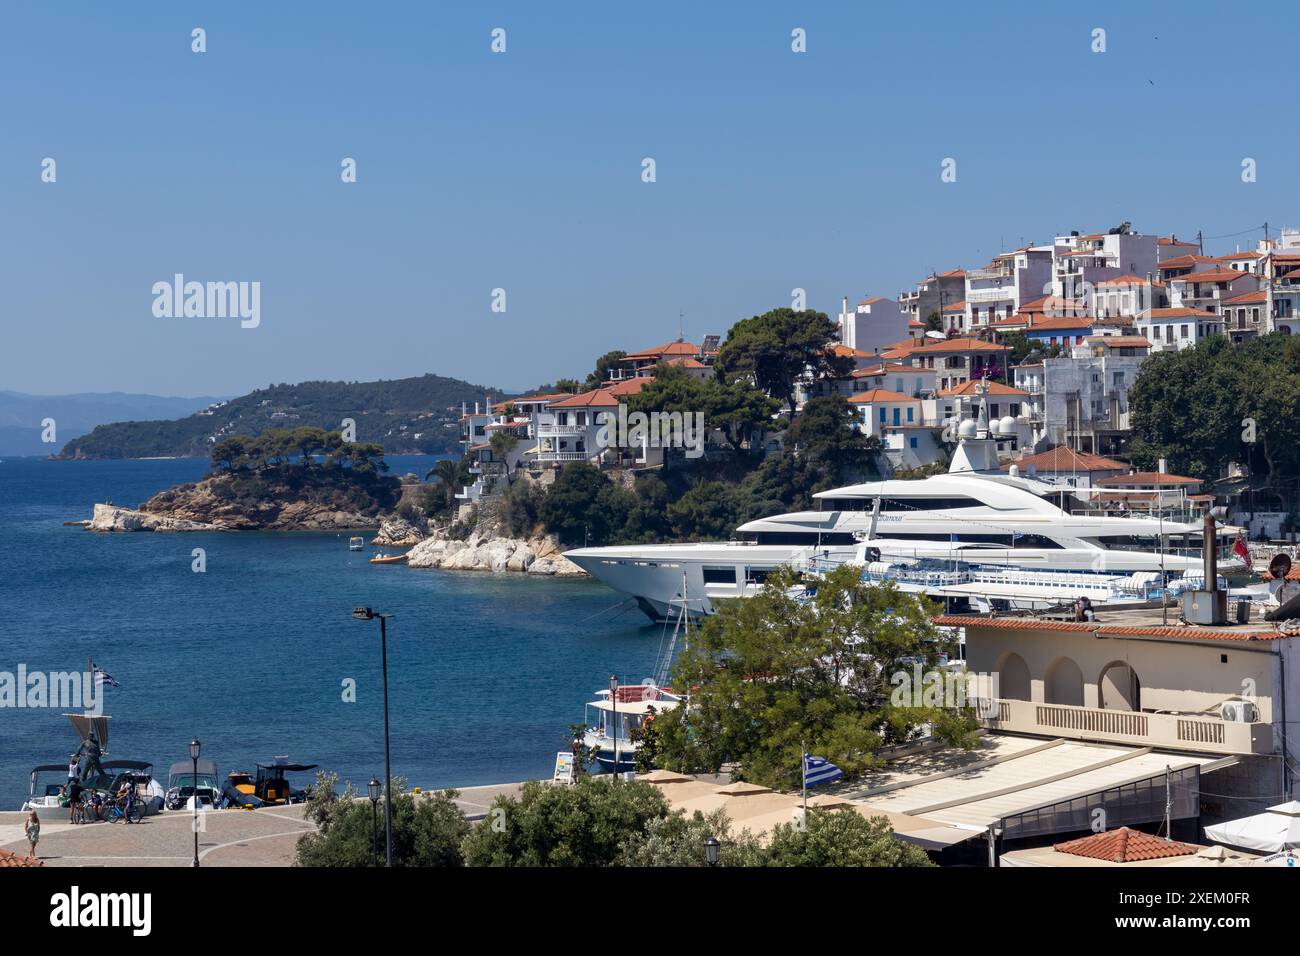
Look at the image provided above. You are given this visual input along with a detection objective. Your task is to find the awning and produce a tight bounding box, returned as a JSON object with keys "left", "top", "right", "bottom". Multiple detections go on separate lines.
{"left": 852, "top": 735, "right": 1222, "bottom": 843}
{"left": 1204, "top": 801, "right": 1300, "bottom": 853}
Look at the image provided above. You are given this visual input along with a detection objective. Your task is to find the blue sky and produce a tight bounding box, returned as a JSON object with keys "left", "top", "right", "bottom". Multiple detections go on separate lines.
{"left": 3, "top": 1, "right": 1295, "bottom": 396}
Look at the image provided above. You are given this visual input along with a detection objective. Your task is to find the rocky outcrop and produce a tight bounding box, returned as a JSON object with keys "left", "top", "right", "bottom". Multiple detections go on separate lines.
{"left": 89, "top": 503, "right": 220, "bottom": 532}
{"left": 406, "top": 528, "right": 585, "bottom": 576}
{"left": 371, "top": 515, "right": 427, "bottom": 547}
{"left": 87, "top": 472, "right": 386, "bottom": 532}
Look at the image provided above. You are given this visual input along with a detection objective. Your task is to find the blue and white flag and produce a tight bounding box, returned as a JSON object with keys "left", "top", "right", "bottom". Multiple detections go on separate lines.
{"left": 803, "top": 754, "right": 843, "bottom": 788}
{"left": 93, "top": 666, "right": 120, "bottom": 689}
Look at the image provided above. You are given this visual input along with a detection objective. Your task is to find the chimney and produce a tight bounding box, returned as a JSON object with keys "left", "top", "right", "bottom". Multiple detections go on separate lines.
{"left": 1158, "top": 458, "right": 1166, "bottom": 474}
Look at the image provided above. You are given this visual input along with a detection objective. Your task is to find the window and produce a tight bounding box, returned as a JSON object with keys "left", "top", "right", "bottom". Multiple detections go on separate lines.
{"left": 744, "top": 567, "right": 770, "bottom": 585}
{"left": 909, "top": 436, "right": 918, "bottom": 449}
{"left": 702, "top": 566, "right": 737, "bottom": 585}
{"left": 906, "top": 406, "right": 914, "bottom": 422}
{"left": 1180, "top": 325, "right": 1188, "bottom": 339}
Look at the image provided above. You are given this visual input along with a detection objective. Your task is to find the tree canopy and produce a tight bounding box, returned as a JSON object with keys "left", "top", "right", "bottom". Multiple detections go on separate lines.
{"left": 1129, "top": 333, "right": 1300, "bottom": 492}
{"left": 648, "top": 564, "right": 979, "bottom": 788}
{"left": 717, "top": 308, "right": 853, "bottom": 413}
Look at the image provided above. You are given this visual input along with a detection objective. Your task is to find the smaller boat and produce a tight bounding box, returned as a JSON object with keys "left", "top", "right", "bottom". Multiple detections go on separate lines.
{"left": 165, "top": 758, "right": 221, "bottom": 811}
{"left": 20, "top": 764, "right": 73, "bottom": 812}
{"left": 582, "top": 684, "right": 683, "bottom": 773}
{"left": 348, "top": 536, "right": 365, "bottom": 551}
{"left": 369, "top": 552, "right": 408, "bottom": 565}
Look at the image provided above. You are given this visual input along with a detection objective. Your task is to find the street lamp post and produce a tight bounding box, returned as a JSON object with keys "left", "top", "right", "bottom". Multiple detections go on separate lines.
{"left": 367, "top": 777, "right": 381, "bottom": 866}
{"left": 704, "top": 836, "right": 720, "bottom": 867}
{"left": 189, "top": 738, "right": 201, "bottom": 868}
{"left": 353, "top": 607, "right": 394, "bottom": 867}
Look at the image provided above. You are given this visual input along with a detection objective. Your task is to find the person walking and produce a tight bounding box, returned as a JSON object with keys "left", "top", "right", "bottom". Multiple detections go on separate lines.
{"left": 25, "top": 810, "right": 40, "bottom": 861}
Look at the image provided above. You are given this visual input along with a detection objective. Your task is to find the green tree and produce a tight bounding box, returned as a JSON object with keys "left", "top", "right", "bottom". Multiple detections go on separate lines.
{"left": 461, "top": 777, "right": 669, "bottom": 867}
{"left": 666, "top": 480, "right": 741, "bottom": 540}
{"left": 759, "top": 809, "right": 933, "bottom": 867}
{"left": 585, "top": 350, "right": 628, "bottom": 390}
{"left": 294, "top": 771, "right": 468, "bottom": 867}
{"left": 650, "top": 565, "right": 979, "bottom": 788}
{"left": 617, "top": 808, "right": 763, "bottom": 866}
{"left": 717, "top": 308, "right": 852, "bottom": 414}
{"left": 539, "top": 462, "right": 635, "bottom": 546}
{"left": 785, "top": 395, "right": 881, "bottom": 486}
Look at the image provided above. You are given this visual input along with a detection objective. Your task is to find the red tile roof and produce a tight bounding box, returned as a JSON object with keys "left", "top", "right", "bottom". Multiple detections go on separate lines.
{"left": 1088, "top": 335, "right": 1152, "bottom": 348}
{"left": 0, "top": 849, "right": 43, "bottom": 867}
{"left": 934, "top": 614, "right": 1290, "bottom": 643}
{"left": 938, "top": 380, "right": 1028, "bottom": 397}
{"left": 1002, "top": 445, "right": 1127, "bottom": 474}
{"left": 913, "top": 336, "right": 1009, "bottom": 353}
{"left": 1024, "top": 315, "right": 1094, "bottom": 331}
{"left": 1158, "top": 255, "right": 1218, "bottom": 271}
{"left": 1053, "top": 828, "right": 1199, "bottom": 863}
{"left": 604, "top": 377, "right": 652, "bottom": 398}
{"left": 1096, "top": 472, "right": 1201, "bottom": 487}
{"left": 1177, "top": 268, "right": 1255, "bottom": 284}
{"left": 1222, "top": 289, "right": 1268, "bottom": 305}
{"left": 623, "top": 340, "right": 699, "bottom": 360}
{"left": 847, "top": 388, "right": 916, "bottom": 404}
{"left": 548, "top": 388, "right": 620, "bottom": 408}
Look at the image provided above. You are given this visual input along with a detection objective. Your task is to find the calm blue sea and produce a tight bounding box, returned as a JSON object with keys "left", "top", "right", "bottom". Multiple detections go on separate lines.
{"left": 0, "top": 456, "right": 661, "bottom": 806}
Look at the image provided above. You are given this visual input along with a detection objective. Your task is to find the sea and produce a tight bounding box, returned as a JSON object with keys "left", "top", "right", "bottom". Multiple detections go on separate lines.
{"left": 0, "top": 456, "right": 664, "bottom": 806}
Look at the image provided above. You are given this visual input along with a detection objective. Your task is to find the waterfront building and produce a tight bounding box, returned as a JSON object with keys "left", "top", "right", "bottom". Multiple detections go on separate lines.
{"left": 607, "top": 340, "right": 703, "bottom": 381}
{"left": 998, "top": 445, "right": 1128, "bottom": 493}
{"left": 892, "top": 337, "right": 1011, "bottom": 392}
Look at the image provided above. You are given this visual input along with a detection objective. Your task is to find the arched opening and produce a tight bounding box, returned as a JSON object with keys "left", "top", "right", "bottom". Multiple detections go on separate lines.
{"left": 996, "top": 652, "right": 1031, "bottom": 701}
{"left": 1099, "top": 661, "right": 1141, "bottom": 712}
{"left": 1045, "top": 656, "right": 1084, "bottom": 707}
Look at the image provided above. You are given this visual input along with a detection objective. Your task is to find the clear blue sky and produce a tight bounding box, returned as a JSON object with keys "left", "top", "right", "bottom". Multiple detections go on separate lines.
{"left": 3, "top": 1, "right": 1295, "bottom": 397}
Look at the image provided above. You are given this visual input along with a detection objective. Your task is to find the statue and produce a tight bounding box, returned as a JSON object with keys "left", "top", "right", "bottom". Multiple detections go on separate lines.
{"left": 77, "top": 729, "right": 106, "bottom": 783}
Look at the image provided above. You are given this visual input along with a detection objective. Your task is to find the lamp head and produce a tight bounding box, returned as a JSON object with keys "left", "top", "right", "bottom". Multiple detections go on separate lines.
{"left": 190, "top": 739, "right": 201, "bottom": 760}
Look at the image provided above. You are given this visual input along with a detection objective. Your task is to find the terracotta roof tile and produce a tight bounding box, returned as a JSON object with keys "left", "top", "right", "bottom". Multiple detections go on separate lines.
{"left": 1002, "top": 445, "right": 1127, "bottom": 474}
{"left": 1053, "top": 828, "right": 1200, "bottom": 863}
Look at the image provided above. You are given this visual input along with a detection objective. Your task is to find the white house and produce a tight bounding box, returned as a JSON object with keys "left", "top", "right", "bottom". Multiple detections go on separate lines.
{"left": 838, "top": 296, "right": 909, "bottom": 355}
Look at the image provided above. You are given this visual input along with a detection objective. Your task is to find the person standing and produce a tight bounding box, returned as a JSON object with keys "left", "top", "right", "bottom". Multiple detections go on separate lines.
{"left": 67, "top": 754, "right": 79, "bottom": 786}
{"left": 25, "top": 811, "right": 40, "bottom": 861}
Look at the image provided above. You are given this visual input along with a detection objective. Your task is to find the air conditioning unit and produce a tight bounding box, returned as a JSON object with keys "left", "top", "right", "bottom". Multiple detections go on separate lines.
{"left": 1220, "top": 700, "right": 1259, "bottom": 723}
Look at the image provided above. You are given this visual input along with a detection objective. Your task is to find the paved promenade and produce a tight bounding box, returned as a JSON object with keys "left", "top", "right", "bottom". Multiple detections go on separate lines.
{"left": 0, "top": 784, "right": 530, "bottom": 866}
{"left": 0, "top": 805, "right": 316, "bottom": 867}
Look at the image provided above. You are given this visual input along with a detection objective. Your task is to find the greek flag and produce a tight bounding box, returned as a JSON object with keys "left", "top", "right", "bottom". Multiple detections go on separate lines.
{"left": 93, "top": 666, "right": 120, "bottom": 689}
{"left": 803, "top": 754, "right": 843, "bottom": 788}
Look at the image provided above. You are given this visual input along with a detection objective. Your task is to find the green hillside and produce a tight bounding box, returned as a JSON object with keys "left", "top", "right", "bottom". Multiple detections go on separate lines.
{"left": 57, "top": 374, "right": 506, "bottom": 459}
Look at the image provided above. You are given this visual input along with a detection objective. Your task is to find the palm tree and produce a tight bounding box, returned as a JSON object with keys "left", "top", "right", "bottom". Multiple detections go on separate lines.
{"left": 426, "top": 458, "right": 464, "bottom": 508}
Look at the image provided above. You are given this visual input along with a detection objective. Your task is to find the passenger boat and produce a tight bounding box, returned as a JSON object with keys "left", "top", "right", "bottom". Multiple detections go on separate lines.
{"left": 348, "top": 536, "right": 365, "bottom": 551}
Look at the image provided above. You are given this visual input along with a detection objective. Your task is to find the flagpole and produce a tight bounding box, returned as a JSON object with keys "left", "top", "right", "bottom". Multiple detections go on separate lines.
{"left": 801, "top": 743, "right": 807, "bottom": 818}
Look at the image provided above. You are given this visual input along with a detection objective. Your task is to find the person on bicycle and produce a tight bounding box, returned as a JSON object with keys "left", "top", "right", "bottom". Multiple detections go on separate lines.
{"left": 116, "top": 781, "right": 135, "bottom": 820}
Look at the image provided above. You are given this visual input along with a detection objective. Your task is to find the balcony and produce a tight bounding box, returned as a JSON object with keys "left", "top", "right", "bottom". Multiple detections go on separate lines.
{"left": 979, "top": 697, "right": 1273, "bottom": 757}
{"left": 538, "top": 424, "right": 588, "bottom": 436}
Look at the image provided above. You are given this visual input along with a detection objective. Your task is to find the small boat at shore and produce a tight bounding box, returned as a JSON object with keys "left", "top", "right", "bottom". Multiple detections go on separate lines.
{"left": 369, "top": 552, "right": 409, "bottom": 565}
{"left": 348, "top": 536, "right": 364, "bottom": 551}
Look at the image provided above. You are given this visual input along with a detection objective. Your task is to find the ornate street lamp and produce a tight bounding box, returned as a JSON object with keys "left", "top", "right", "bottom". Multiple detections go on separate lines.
{"left": 189, "top": 738, "right": 201, "bottom": 867}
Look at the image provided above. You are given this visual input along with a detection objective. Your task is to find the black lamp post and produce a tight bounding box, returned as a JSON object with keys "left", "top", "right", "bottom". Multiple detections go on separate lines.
{"left": 189, "top": 738, "right": 201, "bottom": 867}
{"left": 704, "top": 836, "right": 720, "bottom": 867}
{"left": 353, "top": 607, "right": 393, "bottom": 867}
{"left": 367, "top": 777, "right": 381, "bottom": 866}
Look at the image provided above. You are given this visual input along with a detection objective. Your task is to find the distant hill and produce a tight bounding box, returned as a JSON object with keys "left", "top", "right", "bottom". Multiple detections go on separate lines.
{"left": 56, "top": 374, "right": 504, "bottom": 460}
{"left": 0, "top": 391, "right": 224, "bottom": 457}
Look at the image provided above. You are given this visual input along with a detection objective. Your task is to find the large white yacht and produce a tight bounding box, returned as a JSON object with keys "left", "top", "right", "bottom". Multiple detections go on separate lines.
{"left": 565, "top": 408, "right": 1243, "bottom": 621}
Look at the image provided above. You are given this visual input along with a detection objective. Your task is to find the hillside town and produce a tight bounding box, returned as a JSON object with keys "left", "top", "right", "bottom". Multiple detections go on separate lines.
{"left": 451, "top": 221, "right": 1298, "bottom": 539}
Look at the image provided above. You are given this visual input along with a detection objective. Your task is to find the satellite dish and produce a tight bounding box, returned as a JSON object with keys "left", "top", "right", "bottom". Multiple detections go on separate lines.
{"left": 1270, "top": 553, "right": 1292, "bottom": 581}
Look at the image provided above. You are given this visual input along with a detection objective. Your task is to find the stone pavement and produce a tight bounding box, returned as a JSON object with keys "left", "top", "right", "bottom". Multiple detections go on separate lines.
{"left": 0, "top": 805, "right": 316, "bottom": 867}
